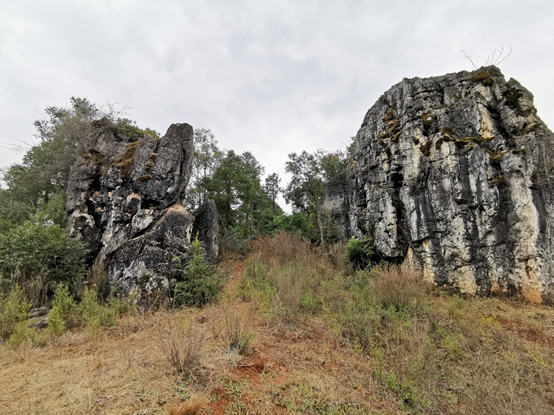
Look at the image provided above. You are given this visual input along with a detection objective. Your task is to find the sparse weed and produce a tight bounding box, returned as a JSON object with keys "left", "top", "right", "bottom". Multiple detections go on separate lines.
{"left": 223, "top": 315, "right": 254, "bottom": 355}
{"left": 158, "top": 319, "right": 205, "bottom": 376}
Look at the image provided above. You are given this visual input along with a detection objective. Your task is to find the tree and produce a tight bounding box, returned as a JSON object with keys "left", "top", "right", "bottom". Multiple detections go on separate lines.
{"left": 0, "top": 220, "right": 87, "bottom": 306}
{"left": 284, "top": 149, "right": 346, "bottom": 214}
{"left": 205, "top": 150, "right": 274, "bottom": 238}
{"left": 183, "top": 128, "right": 223, "bottom": 211}
{"left": 282, "top": 149, "right": 347, "bottom": 244}
{"left": 0, "top": 97, "right": 157, "bottom": 228}
{"left": 264, "top": 173, "right": 282, "bottom": 213}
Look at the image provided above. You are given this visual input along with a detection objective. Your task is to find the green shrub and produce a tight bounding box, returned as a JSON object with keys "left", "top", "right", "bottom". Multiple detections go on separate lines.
{"left": 47, "top": 284, "right": 78, "bottom": 334}
{"left": 108, "top": 291, "right": 137, "bottom": 316}
{"left": 344, "top": 237, "right": 375, "bottom": 271}
{"left": 219, "top": 229, "right": 250, "bottom": 257}
{"left": 9, "top": 320, "right": 41, "bottom": 346}
{"left": 0, "top": 221, "right": 86, "bottom": 305}
{"left": 173, "top": 237, "right": 224, "bottom": 307}
{"left": 80, "top": 288, "right": 115, "bottom": 327}
{"left": 0, "top": 285, "right": 32, "bottom": 341}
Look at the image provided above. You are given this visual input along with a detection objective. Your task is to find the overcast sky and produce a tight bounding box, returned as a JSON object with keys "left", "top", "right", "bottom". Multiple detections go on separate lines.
{"left": 1, "top": 0, "right": 553, "bottom": 210}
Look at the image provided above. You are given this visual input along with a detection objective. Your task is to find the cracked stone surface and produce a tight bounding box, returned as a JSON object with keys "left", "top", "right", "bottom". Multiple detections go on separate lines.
{"left": 321, "top": 66, "right": 554, "bottom": 303}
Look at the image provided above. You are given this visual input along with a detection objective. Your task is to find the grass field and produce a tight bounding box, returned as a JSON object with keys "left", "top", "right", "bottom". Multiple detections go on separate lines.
{"left": 1, "top": 233, "right": 553, "bottom": 415}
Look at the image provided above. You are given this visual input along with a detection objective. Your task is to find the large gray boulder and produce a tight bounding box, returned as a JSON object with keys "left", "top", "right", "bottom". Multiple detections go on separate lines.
{"left": 322, "top": 66, "right": 554, "bottom": 303}
{"left": 66, "top": 119, "right": 217, "bottom": 300}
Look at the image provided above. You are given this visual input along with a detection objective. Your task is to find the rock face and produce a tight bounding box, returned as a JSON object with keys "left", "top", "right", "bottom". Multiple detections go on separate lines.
{"left": 322, "top": 66, "right": 554, "bottom": 303}
{"left": 66, "top": 118, "right": 217, "bottom": 300}
{"left": 192, "top": 200, "right": 220, "bottom": 263}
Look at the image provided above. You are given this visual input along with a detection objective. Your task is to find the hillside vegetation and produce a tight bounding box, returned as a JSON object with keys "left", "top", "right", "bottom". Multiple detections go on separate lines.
{"left": 1, "top": 232, "right": 553, "bottom": 415}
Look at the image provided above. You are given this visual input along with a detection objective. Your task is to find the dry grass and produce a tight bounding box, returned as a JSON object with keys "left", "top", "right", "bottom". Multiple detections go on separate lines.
{"left": 2, "top": 234, "right": 554, "bottom": 414}
{"left": 371, "top": 264, "right": 430, "bottom": 310}
{"left": 157, "top": 319, "right": 206, "bottom": 376}
{"left": 222, "top": 315, "right": 253, "bottom": 355}
{"left": 167, "top": 396, "right": 206, "bottom": 415}
{"left": 252, "top": 231, "right": 332, "bottom": 269}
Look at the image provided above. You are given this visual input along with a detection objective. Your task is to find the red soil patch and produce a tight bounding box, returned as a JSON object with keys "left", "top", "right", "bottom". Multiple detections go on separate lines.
{"left": 497, "top": 317, "right": 554, "bottom": 347}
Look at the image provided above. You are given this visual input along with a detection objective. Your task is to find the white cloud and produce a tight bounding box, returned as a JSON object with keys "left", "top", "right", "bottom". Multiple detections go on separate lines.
{"left": 1, "top": 0, "right": 554, "bottom": 211}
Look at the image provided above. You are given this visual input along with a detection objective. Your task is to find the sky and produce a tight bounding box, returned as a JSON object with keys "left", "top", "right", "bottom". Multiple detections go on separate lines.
{"left": 1, "top": 0, "right": 553, "bottom": 211}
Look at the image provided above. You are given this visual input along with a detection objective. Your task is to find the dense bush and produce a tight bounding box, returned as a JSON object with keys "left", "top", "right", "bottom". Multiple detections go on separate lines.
{"left": 265, "top": 212, "right": 321, "bottom": 244}
{"left": 173, "top": 237, "right": 224, "bottom": 307}
{"left": 0, "top": 221, "right": 87, "bottom": 305}
{"left": 344, "top": 236, "right": 375, "bottom": 271}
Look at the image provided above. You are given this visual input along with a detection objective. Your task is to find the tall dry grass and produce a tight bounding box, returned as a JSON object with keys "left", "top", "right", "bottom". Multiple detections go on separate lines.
{"left": 157, "top": 319, "right": 206, "bottom": 376}
{"left": 252, "top": 231, "right": 334, "bottom": 269}
{"left": 371, "top": 264, "right": 429, "bottom": 310}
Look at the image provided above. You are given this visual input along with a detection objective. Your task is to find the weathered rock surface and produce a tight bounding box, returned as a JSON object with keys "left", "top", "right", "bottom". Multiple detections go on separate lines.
{"left": 322, "top": 66, "right": 554, "bottom": 303}
{"left": 192, "top": 200, "right": 220, "bottom": 263}
{"left": 66, "top": 118, "right": 217, "bottom": 300}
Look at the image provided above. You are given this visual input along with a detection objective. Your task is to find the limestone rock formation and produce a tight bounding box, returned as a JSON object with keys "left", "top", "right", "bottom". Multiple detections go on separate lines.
{"left": 66, "top": 118, "right": 217, "bottom": 300}
{"left": 322, "top": 66, "right": 554, "bottom": 303}
{"left": 192, "top": 200, "right": 220, "bottom": 263}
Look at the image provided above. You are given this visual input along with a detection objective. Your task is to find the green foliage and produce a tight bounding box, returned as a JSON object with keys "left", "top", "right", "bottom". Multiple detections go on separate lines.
{"left": 79, "top": 288, "right": 115, "bottom": 327}
{"left": 183, "top": 128, "right": 223, "bottom": 212}
{"left": 34, "top": 191, "right": 67, "bottom": 227}
{"left": 9, "top": 320, "right": 41, "bottom": 346}
{"left": 173, "top": 237, "right": 224, "bottom": 307}
{"left": 265, "top": 211, "right": 320, "bottom": 243}
{"left": 206, "top": 149, "right": 277, "bottom": 239}
{"left": 0, "top": 285, "right": 32, "bottom": 341}
{"left": 263, "top": 172, "right": 282, "bottom": 214}
{"left": 344, "top": 237, "right": 375, "bottom": 271}
{"left": 46, "top": 284, "right": 132, "bottom": 336}
{"left": 318, "top": 207, "right": 340, "bottom": 248}
{"left": 0, "top": 97, "right": 158, "bottom": 226}
{"left": 108, "top": 292, "right": 137, "bottom": 316}
{"left": 284, "top": 149, "right": 346, "bottom": 214}
{"left": 114, "top": 118, "right": 159, "bottom": 141}
{"left": 47, "top": 283, "right": 78, "bottom": 334}
{"left": 0, "top": 221, "right": 86, "bottom": 305}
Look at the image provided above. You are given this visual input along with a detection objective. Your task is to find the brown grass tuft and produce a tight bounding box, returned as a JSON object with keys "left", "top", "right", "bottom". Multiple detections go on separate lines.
{"left": 167, "top": 396, "right": 206, "bottom": 415}
{"left": 157, "top": 318, "right": 206, "bottom": 376}
{"left": 371, "top": 264, "right": 429, "bottom": 310}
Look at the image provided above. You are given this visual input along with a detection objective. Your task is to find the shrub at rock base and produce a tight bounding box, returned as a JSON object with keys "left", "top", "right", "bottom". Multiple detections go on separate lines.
{"left": 0, "top": 221, "right": 86, "bottom": 306}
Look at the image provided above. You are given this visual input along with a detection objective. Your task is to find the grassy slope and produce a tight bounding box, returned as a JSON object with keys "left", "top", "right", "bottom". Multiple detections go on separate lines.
{"left": 1, "top": 235, "right": 553, "bottom": 415}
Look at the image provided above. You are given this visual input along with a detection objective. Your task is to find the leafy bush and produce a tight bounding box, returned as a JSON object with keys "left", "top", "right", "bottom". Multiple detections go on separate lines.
{"left": 0, "top": 285, "right": 32, "bottom": 341}
{"left": 344, "top": 236, "right": 375, "bottom": 271}
{"left": 173, "top": 237, "right": 224, "bottom": 307}
{"left": 266, "top": 212, "right": 321, "bottom": 244}
{"left": 0, "top": 221, "right": 86, "bottom": 305}
{"left": 9, "top": 320, "right": 42, "bottom": 346}
{"left": 219, "top": 229, "right": 250, "bottom": 257}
